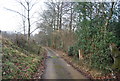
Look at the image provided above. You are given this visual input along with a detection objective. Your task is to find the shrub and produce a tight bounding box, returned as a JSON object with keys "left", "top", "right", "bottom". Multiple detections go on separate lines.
{"left": 74, "top": 23, "right": 120, "bottom": 72}
{"left": 15, "top": 35, "right": 27, "bottom": 48}
{"left": 68, "top": 46, "right": 74, "bottom": 56}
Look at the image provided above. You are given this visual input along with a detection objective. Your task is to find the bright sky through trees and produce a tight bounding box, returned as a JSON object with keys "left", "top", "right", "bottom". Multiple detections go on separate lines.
{"left": 0, "top": 0, "right": 45, "bottom": 34}
{"left": 0, "top": 0, "right": 117, "bottom": 34}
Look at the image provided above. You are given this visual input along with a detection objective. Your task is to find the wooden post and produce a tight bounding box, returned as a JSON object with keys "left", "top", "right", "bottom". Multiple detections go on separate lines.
{"left": 79, "top": 49, "right": 84, "bottom": 60}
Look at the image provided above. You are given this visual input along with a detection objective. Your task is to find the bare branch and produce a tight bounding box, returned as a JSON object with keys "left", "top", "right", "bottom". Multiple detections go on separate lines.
{"left": 16, "top": 0, "right": 28, "bottom": 10}
{"left": 25, "top": 0, "right": 28, "bottom": 4}
{"left": 30, "top": 21, "right": 38, "bottom": 26}
{"left": 30, "top": 11, "right": 37, "bottom": 19}
{"left": 4, "top": 7, "right": 27, "bottom": 18}
{"left": 30, "top": 27, "right": 40, "bottom": 34}
{"left": 29, "top": 2, "right": 37, "bottom": 11}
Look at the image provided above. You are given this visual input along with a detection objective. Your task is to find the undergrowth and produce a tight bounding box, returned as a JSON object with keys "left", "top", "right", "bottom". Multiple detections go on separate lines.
{"left": 2, "top": 38, "right": 45, "bottom": 79}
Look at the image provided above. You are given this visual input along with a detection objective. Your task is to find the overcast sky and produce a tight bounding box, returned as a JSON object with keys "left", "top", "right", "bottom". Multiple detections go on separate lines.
{"left": 0, "top": 0, "right": 117, "bottom": 34}
{"left": 0, "top": 0, "right": 46, "bottom": 34}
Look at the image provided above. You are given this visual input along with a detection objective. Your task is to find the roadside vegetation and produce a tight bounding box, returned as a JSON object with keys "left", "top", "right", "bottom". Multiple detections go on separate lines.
{"left": 2, "top": 34, "right": 46, "bottom": 79}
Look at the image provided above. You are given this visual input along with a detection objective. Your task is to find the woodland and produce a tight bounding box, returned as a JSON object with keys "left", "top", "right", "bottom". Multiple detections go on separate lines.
{"left": 1, "top": 1, "right": 120, "bottom": 79}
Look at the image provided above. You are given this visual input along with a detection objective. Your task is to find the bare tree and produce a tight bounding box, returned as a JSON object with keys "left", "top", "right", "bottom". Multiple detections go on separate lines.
{"left": 5, "top": 0, "right": 37, "bottom": 40}
{"left": 17, "top": 0, "right": 37, "bottom": 40}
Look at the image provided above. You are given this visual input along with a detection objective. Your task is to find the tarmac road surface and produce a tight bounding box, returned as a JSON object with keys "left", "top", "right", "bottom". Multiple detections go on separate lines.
{"left": 42, "top": 48, "right": 89, "bottom": 79}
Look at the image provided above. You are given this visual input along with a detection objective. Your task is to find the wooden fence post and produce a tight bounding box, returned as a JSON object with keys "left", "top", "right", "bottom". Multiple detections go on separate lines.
{"left": 79, "top": 49, "right": 84, "bottom": 60}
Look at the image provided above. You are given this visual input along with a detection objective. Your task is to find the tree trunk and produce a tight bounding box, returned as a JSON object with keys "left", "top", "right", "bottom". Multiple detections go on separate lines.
{"left": 59, "top": 2, "right": 63, "bottom": 30}
{"left": 23, "top": 20, "right": 25, "bottom": 36}
{"left": 27, "top": 2, "right": 31, "bottom": 41}
{"left": 104, "top": 2, "right": 114, "bottom": 42}
{"left": 57, "top": 4, "right": 59, "bottom": 30}
{"left": 69, "top": 3, "right": 73, "bottom": 32}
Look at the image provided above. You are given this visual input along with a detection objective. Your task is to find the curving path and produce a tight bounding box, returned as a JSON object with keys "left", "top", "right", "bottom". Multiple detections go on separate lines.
{"left": 42, "top": 48, "right": 89, "bottom": 80}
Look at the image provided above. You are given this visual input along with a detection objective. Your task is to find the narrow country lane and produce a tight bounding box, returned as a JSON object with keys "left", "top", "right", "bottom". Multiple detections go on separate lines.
{"left": 42, "top": 48, "right": 89, "bottom": 79}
